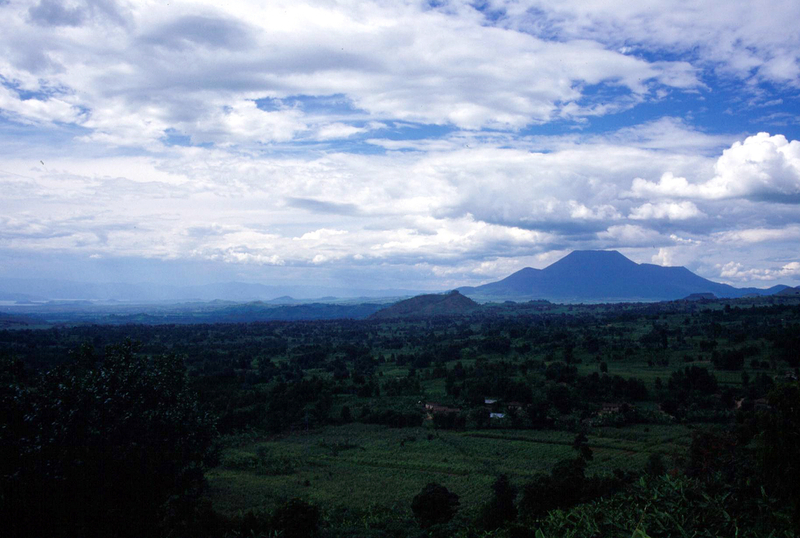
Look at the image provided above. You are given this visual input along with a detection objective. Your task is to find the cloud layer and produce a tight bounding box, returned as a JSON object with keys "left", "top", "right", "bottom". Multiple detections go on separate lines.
{"left": 0, "top": 0, "right": 799, "bottom": 290}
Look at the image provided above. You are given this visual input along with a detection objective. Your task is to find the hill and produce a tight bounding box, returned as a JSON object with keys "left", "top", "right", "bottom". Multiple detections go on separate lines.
{"left": 683, "top": 293, "right": 717, "bottom": 301}
{"left": 458, "top": 250, "right": 788, "bottom": 302}
{"left": 775, "top": 286, "right": 800, "bottom": 297}
{"left": 370, "top": 290, "right": 479, "bottom": 319}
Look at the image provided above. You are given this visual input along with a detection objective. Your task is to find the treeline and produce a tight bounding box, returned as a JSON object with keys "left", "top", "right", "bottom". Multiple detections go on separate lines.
{"left": 0, "top": 341, "right": 216, "bottom": 538}
{"left": 2, "top": 303, "right": 797, "bottom": 440}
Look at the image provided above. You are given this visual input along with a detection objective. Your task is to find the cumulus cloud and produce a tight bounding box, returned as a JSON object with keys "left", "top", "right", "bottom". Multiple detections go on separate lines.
{"left": 597, "top": 224, "right": 667, "bottom": 248}
{"left": 651, "top": 247, "right": 676, "bottom": 267}
{"left": 0, "top": 85, "right": 85, "bottom": 125}
{"left": 0, "top": 0, "right": 705, "bottom": 147}
{"left": 629, "top": 201, "right": 703, "bottom": 220}
{"left": 629, "top": 133, "right": 800, "bottom": 202}
{"left": 185, "top": 101, "right": 308, "bottom": 145}
{"left": 718, "top": 261, "right": 800, "bottom": 282}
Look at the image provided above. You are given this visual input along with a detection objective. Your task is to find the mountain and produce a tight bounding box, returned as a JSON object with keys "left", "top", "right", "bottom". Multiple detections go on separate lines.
{"left": 370, "top": 290, "right": 479, "bottom": 319}
{"left": 265, "top": 296, "right": 302, "bottom": 305}
{"left": 775, "top": 286, "right": 800, "bottom": 297}
{"left": 458, "top": 250, "right": 788, "bottom": 302}
{"left": 0, "top": 291, "right": 46, "bottom": 302}
{"left": 683, "top": 293, "right": 717, "bottom": 301}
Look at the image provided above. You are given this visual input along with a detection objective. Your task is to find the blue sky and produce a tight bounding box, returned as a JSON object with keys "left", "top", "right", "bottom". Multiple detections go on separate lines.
{"left": 1, "top": 0, "right": 800, "bottom": 294}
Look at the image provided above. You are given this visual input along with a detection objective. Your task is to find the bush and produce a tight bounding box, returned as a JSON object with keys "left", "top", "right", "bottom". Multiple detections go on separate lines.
{"left": 411, "top": 483, "right": 460, "bottom": 529}
{"left": 535, "top": 474, "right": 793, "bottom": 538}
{"left": 271, "top": 498, "right": 321, "bottom": 538}
{"left": 477, "top": 474, "right": 518, "bottom": 531}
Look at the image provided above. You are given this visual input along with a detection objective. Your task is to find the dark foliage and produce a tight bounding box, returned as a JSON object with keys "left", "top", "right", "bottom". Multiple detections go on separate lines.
{"left": 0, "top": 340, "right": 216, "bottom": 538}
{"left": 271, "top": 498, "right": 321, "bottom": 538}
{"left": 477, "top": 474, "right": 518, "bottom": 531}
{"left": 411, "top": 483, "right": 460, "bottom": 529}
{"left": 750, "top": 382, "right": 800, "bottom": 529}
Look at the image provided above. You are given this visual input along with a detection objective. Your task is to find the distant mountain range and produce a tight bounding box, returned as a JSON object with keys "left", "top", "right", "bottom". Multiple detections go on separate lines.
{"left": 0, "top": 279, "right": 424, "bottom": 304}
{"left": 1, "top": 251, "right": 796, "bottom": 312}
{"left": 457, "top": 250, "right": 789, "bottom": 302}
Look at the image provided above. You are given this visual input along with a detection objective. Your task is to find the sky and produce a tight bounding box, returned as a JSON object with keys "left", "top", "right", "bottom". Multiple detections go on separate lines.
{"left": 1, "top": 0, "right": 800, "bottom": 293}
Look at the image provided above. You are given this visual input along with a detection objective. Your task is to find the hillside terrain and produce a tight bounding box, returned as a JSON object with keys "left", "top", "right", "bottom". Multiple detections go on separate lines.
{"left": 775, "top": 286, "right": 800, "bottom": 297}
{"left": 370, "top": 290, "right": 479, "bottom": 319}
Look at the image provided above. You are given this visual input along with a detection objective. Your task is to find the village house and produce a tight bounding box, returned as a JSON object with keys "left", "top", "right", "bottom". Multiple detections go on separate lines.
{"left": 423, "top": 402, "right": 461, "bottom": 420}
{"left": 599, "top": 402, "right": 622, "bottom": 415}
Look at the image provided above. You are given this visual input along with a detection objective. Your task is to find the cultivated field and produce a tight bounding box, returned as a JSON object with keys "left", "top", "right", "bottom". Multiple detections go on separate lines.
{"left": 207, "top": 422, "right": 692, "bottom": 516}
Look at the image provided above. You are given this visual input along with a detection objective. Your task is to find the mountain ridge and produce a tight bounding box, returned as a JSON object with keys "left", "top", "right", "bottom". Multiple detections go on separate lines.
{"left": 458, "top": 250, "right": 788, "bottom": 302}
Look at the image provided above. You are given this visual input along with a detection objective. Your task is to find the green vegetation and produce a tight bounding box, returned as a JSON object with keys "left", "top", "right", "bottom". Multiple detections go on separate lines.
{"left": 1, "top": 296, "right": 799, "bottom": 536}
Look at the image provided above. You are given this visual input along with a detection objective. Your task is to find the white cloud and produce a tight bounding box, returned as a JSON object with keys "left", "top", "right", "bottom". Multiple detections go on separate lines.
{"left": 0, "top": 85, "right": 85, "bottom": 125}
{"left": 569, "top": 201, "right": 621, "bottom": 220}
{"left": 718, "top": 260, "right": 800, "bottom": 282}
{"left": 713, "top": 225, "right": 800, "bottom": 244}
{"left": 651, "top": 247, "right": 675, "bottom": 267}
{"left": 315, "top": 123, "right": 367, "bottom": 140}
{"left": 0, "top": 0, "right": 706, "bottom": 148}
{"left": 629, "top": 201, "right": 703, "bottom": 220}
{"left": 216, "top": 250, "right": 285, "bottom": 266}
{"left": 597, "top": 224, "right": 666, "bottom": 248}
{"left": 629, "top": 133, "right": 800, "bottom": 201}
{"left": 184, "top": 101, "right": 308, "bottom": 145}
{"left": 491, "top": 0, "right": 800, "bottom": 87}
{"left": 295, "top": 229, "right": 349, "bottom": 242}
{"left": 1, "top": 121, "right": 795, "bottom": 284}
{"left": 598, "top": 117, "right": 735, "bottom": 154}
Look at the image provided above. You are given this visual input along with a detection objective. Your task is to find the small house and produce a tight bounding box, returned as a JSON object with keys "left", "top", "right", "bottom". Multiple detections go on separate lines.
{"left": 423, "top": 402, "right": 461, "bottom": 420}
{"left": 599, "top": 402, "right": 622, "bottom": 415}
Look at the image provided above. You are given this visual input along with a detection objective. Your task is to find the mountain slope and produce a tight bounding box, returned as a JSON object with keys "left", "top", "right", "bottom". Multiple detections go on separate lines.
{"left": 370, "top": 290, "right": 479, "bottom": 319}
{"left": 775, "top": 286, "right": 800, "bottom": 297}
{"left": 458, "top": 250, "right": 788, "bottom": 302}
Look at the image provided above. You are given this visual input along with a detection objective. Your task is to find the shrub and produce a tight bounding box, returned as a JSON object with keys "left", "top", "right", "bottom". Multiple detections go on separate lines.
{"left": 411, "top": 483, "right": 460, "bottom": 529}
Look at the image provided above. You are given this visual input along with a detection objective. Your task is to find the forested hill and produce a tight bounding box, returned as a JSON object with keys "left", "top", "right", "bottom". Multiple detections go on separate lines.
{"left": 370, "top": 290, "right": 479, "bottom": 319}
{"left": 458, "top": 250, "right": 787, "bottom": 302}
{"left": 776, "top": 286, "right": 800, "bottom": 297}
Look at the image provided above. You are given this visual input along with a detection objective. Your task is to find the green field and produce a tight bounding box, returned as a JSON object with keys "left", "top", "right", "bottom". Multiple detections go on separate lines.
{"left": 207, "top": 422, "right": 692, "bottom": 517}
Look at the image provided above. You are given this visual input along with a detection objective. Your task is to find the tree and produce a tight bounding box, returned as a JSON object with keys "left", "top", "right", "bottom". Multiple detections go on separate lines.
{"left": 644, "top": 453, "right": 666, "bottom": 477}
{"left": 411, "top": 483, "right": 460, "bottom": 528}
{"left": 271, "top": 498, "right": 321, "bottom": 538}
{"left": 573, "top": 431, "right": 593, "bottom": 462}
{"left": 477, "top": 474, "right": 518, "bottom": 530}
{"left": 758, "top": 382, "right": 800, "bottom": 528}
{"left": 518, "top": 473, "right": 554, "bottom": 522}
{"left": 519, "top": 457, "right": 587, "bottom": 523}
{"left": 0, "top": 340, "right": 216, "bottom": 538}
